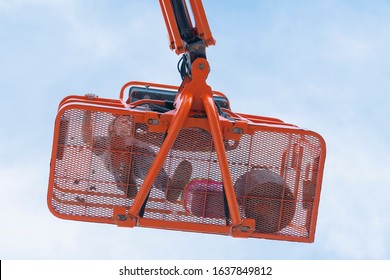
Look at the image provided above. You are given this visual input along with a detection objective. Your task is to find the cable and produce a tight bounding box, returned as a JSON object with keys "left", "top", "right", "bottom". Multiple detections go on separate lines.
{"left": 177, "top": 54, "right": 190, "bottom": 80}
{"left": 177, "top": 55, "right": 184, "bottom": 74}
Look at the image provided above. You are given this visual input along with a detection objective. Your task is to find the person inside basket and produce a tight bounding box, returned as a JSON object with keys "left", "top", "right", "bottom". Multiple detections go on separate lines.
{"left": 82, "top": 111, "right": 192, "bottom": 202}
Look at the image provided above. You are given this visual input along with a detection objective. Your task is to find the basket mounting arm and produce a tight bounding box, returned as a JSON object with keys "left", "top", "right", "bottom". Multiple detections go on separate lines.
{"left": 127, "top": 92, "right": 194, "bottom": 223}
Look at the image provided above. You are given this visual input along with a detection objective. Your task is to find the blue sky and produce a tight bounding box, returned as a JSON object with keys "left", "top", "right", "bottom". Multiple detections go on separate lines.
{"left": 1, "top": 0, "right": 389, "bottom": 259}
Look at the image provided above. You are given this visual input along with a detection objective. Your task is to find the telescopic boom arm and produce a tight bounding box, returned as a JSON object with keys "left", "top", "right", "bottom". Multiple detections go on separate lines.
{"left": 159, "top": 0, "right": 216, "bottom": 79}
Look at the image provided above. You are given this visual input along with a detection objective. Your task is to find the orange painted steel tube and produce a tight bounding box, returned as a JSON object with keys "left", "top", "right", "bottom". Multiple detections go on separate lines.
{"left": 160, "top": 0, "right": 186, "bottom": 54}
{"left": 189, "top": 0, "right": 215, "bottom": 46}
{"left": 128, "top": 92, "right": 194, "bottom": 217}
{"left": 139, "top": 218, "right": 231, "bottom": 235}
{"left": 129, "top": 99, "right": 167, "bottom": 108}
{"left": 159, "top": 0, "right": 175, "bottom": 50}
{"left": 201, "top": 94, "right": 241, "bottom": 226}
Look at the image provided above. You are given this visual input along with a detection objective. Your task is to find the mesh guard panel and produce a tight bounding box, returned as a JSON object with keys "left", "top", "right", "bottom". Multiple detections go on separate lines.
{"left": 48, "top": 103, "right": 325, "bottom": 242}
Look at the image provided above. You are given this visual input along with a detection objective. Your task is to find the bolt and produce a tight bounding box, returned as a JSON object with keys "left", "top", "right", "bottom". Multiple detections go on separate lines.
{"left": 232, "top": 127, "right": 244, "bottom": 135}
{"left": 116, "top": 214, "right": 127, "bottom": 221}
{"left": 198, "top": 63, "right": 205, "bottom": 70}
{"left": 240, "top": 226, "right": 251, "bottom": 232}
{"left": 147, "top": 119, "right": 159, "bottom": 125}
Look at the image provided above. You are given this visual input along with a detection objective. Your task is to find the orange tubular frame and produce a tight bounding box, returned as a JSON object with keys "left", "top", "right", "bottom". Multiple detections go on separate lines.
{"left": 48, "top": 86, "right": 326, "bottom": 241}
{"left": 116, "top": 58, "right": 255, "bottom": 236}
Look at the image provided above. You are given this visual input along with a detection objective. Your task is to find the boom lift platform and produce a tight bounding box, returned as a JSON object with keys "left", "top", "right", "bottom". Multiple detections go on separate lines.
{"left": 48, "top": 0, "right": 326, "bottom": 242}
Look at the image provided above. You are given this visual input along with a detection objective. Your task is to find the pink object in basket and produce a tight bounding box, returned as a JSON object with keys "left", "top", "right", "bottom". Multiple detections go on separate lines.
{"left": 184, "top": 179, "right": 226, "bottom": 219}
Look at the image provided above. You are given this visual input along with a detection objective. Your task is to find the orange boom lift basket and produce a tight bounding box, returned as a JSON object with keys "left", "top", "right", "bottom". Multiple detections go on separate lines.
{"left": 48, "top": 0, "right": 326, "bottom": 242}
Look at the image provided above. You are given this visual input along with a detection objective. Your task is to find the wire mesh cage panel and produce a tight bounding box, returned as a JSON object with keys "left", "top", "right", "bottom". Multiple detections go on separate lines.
{"left": 48, "top": 101, "right": 325, "bottom": 242}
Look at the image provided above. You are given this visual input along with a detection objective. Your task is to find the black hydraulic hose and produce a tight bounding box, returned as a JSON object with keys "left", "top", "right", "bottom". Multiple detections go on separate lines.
{"left": 171, "top": 0, "right": 194, "bottom": 41}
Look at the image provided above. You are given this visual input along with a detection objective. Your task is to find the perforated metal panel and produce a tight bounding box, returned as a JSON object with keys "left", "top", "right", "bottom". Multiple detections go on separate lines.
{"left": 49, "top": 103, "right": 325, "bottom": 242}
